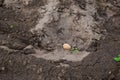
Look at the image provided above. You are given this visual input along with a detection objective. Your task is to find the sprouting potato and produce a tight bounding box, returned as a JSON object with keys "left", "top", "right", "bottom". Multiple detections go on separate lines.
{"left": 63, "top": 43, "right": 71, "bottom": 50}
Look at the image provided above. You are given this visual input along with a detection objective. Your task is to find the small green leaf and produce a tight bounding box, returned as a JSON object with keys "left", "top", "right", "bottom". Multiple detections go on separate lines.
{"left": 70, "top": 47, "right": 80, "bottom": 53}
{"left": 118, "top": 54, "right": 120, "bottom": 57}
{"left": 73, "top": 50, "right": 79, "bottom": 53}
{"left": 114, "top": 54, "right": 120, "bottom": 62}
{"left": 114, "top": 57, "right": 120, "bottom": 62}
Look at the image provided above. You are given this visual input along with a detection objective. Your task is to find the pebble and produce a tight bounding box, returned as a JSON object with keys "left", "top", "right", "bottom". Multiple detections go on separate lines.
{"left": 1, "top": 67, "right": 5, "bottom": 71}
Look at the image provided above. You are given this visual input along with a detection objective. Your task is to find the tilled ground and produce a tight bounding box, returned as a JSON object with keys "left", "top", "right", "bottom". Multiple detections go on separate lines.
{"left": 0, "top": 0, "right": 120, "bottom": 80}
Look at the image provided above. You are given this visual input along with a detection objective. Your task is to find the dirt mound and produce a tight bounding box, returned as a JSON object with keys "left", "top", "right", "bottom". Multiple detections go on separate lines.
{"left": 29, "top": 0, "right": 103, "bottom": 61}
{"left": 0, "top": 0, "right": 104, "bottom": 61}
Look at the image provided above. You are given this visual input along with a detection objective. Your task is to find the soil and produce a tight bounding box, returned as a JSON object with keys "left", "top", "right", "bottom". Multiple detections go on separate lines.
{"left": 0, "top": 0, "right": 120, "bottom": 80}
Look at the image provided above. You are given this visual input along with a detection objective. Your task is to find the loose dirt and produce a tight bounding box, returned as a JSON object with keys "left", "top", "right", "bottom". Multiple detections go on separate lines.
{"left": 0, "top": 0, "right": 120, "bottom": 80}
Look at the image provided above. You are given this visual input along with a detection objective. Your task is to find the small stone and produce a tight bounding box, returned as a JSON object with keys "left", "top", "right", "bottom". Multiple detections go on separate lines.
{"left": 24, "top": 45, "right": 33, "bottom": 50}
{"left": 1, "top": 67, "right": 5, "bottom": 71}
{"left": 23, "top": 49, "right": 35, "bottom": 54}
{"left": 41, "top": 9, "right": 46, "bottom": 13}
{"left": 63, "top": 43, "right": 71, "bottom": 50}
{"left": 109, "top": 71, "right": 112, "bottom": 74}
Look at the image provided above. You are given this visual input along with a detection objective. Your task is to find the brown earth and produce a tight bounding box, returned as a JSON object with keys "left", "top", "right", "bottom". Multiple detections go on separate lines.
{"left": 0, "top": 0, "right": 120, "bottom": 80}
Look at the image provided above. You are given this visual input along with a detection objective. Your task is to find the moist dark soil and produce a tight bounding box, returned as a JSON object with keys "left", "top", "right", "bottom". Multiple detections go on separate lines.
{"left": 0, "top": 0, "right": 120, "bottom": 80}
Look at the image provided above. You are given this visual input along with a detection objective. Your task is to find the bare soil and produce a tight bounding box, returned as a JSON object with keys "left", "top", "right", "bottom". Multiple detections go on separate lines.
{"left": 0, "top": 0, "right": 120, "bottom": 80}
